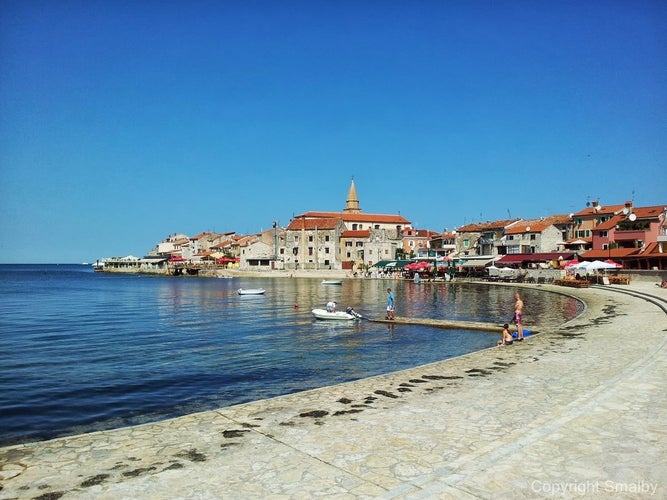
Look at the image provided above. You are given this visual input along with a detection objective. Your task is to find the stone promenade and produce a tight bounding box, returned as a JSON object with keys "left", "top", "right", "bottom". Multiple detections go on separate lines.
{"left": 1, "top": 283, "right": 665, "bottom": 499}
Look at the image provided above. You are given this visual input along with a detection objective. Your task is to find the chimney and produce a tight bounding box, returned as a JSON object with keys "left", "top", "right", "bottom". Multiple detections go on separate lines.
{"left": 592, "top": 200, "right": 599, "bottom": 208}
{"left": 625, "top": 201, "right": 632, "bottom": 208}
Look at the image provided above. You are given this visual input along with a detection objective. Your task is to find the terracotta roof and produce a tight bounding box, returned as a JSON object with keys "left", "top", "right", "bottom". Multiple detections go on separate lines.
{"left": 573, "top": 204, "right": 625, "bottom": 217}
{"left": 456, "top": 219, "right": 520, "bottom": 232}
{"left": 287, "top": 217, "right": 341, "bottom": 231}
{"left": 298, "top": 211, "right": 411, "bottom": 225}
{"left": 579, "top": 248, "right": 638, "bottom": 259}
{"left": 627, "top": 205, "right": 666, "bottom": 219}
{"left": 341, "top": 230, "right": 371, "bottom": 238}
{"left": 593, "top": 205, "right": 665, "bottom": 231}
{"left": 191, "top": 232, "right": 213, "bottom": 240}
{"left": 504, "top": 215, "right": 569, "bottom": 235}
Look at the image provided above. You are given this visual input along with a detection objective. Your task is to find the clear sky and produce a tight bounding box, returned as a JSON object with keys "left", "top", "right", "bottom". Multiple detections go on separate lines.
{"left": 1, "top": 1, "right": 665, "bottom": 263}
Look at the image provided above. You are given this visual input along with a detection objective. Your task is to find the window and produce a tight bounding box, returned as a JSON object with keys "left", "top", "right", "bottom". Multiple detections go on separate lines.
{"left": 308, "top": 236, "right": 313, "bottom": 242}
{"left": 409, "top": 240, "right": 414, "bottom": 247}
{"left": 308, "top": 247, "right": 313, "bottom": 255}
{"left": 356, "top": 241, "right": 363, "bottom": 247}
{"left": 352, "top": 224, "right": 358, "bottom": 230}
{"left": 600, "top": 230, "right": 608, "bottom": 238}
{"left": 345, "top": 241, "right": 352, "bottom": 247}
{"left": 464, "top": 239, "right": 470, "bottom": 247}
{"left": 325, "top": 235, "right": 330, "bottom": 242}
{"left": 325, "top": 247, "right": 330, "bottom": 254}
{"left": 530, "top": 234, "right": 536, "bottom": 240}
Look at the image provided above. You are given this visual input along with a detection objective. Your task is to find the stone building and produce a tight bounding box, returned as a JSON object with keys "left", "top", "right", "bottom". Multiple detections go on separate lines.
{"left": 283, "top": 179, "right": 412, "bottom": 271}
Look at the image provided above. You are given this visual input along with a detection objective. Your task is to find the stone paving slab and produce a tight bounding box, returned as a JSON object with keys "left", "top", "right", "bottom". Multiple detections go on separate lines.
{"left": 1, "top": 283, "right": 665, "bottom": 499}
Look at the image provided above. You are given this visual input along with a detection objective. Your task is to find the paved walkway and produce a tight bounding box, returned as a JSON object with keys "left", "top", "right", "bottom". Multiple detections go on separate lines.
{"left": 1, "top": 283, "right": 666, "bottom": 499}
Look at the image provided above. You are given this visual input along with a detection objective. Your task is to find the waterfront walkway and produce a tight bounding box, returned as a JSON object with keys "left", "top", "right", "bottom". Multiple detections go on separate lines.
{"left": 1, "top": 283, "right": 665, "bottom": 499}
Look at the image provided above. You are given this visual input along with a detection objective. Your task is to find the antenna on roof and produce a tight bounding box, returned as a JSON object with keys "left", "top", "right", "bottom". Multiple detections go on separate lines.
{"left": 507, "top": 209, "right": 511, "bottom": 218}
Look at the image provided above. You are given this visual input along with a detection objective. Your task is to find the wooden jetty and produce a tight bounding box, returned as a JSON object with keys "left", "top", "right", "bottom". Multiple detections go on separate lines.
{"left": 370, "top": 317, "right": 537, "bottom": 334}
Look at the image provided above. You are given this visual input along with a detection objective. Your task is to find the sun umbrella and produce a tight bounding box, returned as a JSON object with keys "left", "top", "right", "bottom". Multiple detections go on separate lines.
{"left": 587, "top": 260, "right": 619, "bottom": 270}
{"left": 604, "top": 259, "right": 623, "bottom": 268}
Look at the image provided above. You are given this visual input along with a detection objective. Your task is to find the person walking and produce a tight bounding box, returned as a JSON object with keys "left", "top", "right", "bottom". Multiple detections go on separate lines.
{"left": 386, "top": 288, "right": 395, "bottom": 320}
{"left": 514, "top": 292, "right": 524, "bottom": 340}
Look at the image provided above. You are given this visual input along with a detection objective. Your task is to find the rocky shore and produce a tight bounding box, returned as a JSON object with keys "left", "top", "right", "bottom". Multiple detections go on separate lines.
{"left": 1, "top": 283, "right": 665, "bottom": 499}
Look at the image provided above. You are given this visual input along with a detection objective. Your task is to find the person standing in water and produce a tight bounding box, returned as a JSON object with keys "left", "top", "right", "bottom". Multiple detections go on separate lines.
{"left": 514, "top": 292, "right": 524, "bottom": 340}
{"left": 386, "top": 288, "right": 395, "bottom": 320}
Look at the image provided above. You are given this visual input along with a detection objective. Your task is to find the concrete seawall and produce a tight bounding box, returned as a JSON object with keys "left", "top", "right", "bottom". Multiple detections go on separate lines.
{"left": 1, "top": 283, "right": 665, "bottom": 499}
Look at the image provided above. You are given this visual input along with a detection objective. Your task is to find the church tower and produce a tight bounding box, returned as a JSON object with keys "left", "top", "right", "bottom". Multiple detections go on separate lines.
{"left": 343, "top": 178, "right": 361, "bottom": 213}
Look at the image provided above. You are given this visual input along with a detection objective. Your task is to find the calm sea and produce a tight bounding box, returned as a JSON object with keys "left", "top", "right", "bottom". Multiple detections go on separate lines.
{"left": 0, "top": 264, "right": 582, "bottom": 446}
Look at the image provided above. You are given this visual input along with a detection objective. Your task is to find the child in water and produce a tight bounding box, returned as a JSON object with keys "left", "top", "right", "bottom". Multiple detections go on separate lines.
{"left": 497, "top": 323, "right": 514, "bottom": 346}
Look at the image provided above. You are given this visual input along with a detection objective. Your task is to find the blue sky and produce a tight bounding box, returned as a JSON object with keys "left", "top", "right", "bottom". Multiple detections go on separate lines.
{"left": 1, "top": 1, "right": 665, "bottom": 263}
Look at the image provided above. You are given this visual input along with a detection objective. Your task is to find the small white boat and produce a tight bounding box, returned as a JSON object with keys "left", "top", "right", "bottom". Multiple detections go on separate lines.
{"left": 312, "top": 308, "right": 362, "bottom": 320}
{"left": 321, "top": 280, "right": 343, "bottom": 285}
{"left": 238, "top": 288, "right": 265, "bottom": 295}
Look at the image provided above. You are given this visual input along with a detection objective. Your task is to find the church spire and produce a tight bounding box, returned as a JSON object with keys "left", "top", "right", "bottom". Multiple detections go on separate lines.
{"left": 344, "top": 177, "right": 361, "bottom": 213}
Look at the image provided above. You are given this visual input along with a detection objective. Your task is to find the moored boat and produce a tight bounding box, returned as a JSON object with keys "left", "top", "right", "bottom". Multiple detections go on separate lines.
{"left": 238, "top": 288, "right": 265, "bottom": 295}
{"left": 312, "top": 308, "right": 362, "bottom": 320}
{"left": 321, "top": 280, "right": 343, "bottom": 285}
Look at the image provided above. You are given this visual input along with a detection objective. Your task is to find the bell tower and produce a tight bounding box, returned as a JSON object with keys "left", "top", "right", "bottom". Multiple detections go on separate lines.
{"left": 343, "top": 178, "right": 361, "bottom": 213}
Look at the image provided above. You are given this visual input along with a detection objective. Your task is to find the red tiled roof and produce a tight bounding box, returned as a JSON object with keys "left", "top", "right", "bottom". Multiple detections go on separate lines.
{"left": 191, "top": 232, "right": 213, "bottom": 240}
{"left": 341, "top": 230, "right": 371, "bottom": 238}
{"left": 298, "top": 211, "right": 411, "bottom": 225}
{"left": 505, "top": 215, "right": 571, "bottom": 235}
{"left": 456, "top": 219, "right": 520, "bottom": 232}
{"left": 579, "top": 248, "right": 638, "bottom": 259}
{"left": 573, "top": 204, "right": 625, "bottom": 217}
{"left": 287, "top": 217, "right": 341, "bottom": 230}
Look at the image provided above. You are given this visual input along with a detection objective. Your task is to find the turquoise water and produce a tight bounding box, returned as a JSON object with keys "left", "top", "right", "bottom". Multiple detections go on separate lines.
{"left": 0, "top": 265, "right": 582, "bottom": 445}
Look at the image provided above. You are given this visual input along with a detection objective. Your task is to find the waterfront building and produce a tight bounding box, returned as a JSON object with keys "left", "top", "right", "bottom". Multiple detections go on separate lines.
{"left": 567, "top": 200, "right": 625, "bottom": 253}
{"left": 580, "top": 203, "right": 667, "bottom": 269}
{"left": 454, "top": 219, "right": 520, "bottom": 257}
{"left": 502, "top": 215, "right": 572, "bottom": 255}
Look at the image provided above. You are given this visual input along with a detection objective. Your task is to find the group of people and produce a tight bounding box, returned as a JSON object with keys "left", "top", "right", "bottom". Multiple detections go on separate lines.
{"left": 327, "top": 288, "right": 525, "bottom": 345}
{"left": 498, "top": 292, "right": 524, "bottom": 346}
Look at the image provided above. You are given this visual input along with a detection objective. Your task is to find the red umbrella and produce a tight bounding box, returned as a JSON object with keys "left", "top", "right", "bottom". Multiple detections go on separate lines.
{"left": 604, "top": 259, "right": 623, "bottom": 268}
{"left": 562, "top": 260, "right": 580, "bottom": 268}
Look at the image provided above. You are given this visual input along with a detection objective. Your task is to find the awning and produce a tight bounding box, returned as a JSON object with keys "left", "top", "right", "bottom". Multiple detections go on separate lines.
{"left": 371, "top": 260, "right": 411, "bottom": 269}
{"left": 139, "top": 257, "right": 167, "bottom": 264}
{"left": 496, "top": 252, "right": 576, "bottom": 265}
{"left": 459, "top": 258, "right": 494, "bottom": 268}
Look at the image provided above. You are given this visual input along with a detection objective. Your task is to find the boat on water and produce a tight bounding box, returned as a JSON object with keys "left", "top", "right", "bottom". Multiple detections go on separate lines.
{"left": 312, "top": 308, "right": 362, "bottom": 320}
{"left": 321, "top": 280, "right": 343, "bottom": 285}
{"left": 238, "top": 288, "right": 266, "bottom": 295}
